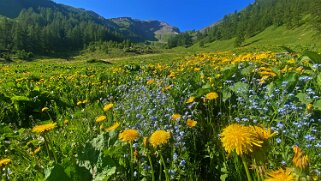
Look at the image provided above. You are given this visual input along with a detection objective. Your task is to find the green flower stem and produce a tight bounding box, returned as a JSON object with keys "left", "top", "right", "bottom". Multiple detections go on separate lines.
{"left": 46, "top": 112, "right": 52, "bottom": 121}
{"left": 242, "top": 156, "right": 252, "bottom": 181}
{"left": 44, "top": 134, "right": 58, "bottom": 163}
{"left": 42, "top": 134, "right": 52, "bottom": 160}
{"left": 129, "top": 142, "right": 134, "bottom": 180}
{"left": 253, "top": 159, "right": 262, "bottom": 181}
{"left": 159, "top": 160, "right": 162, "bottom": 181}
{"left": 147, "top": 152, "right": 155, "bottom": 181}
{"left": 160, "top": 152, "right": 169, "bottom": 181}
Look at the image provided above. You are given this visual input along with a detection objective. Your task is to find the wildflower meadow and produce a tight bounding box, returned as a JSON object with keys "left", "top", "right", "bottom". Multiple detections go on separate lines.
{"left": 1, "top": 50, "right": 321, "bottom": 180}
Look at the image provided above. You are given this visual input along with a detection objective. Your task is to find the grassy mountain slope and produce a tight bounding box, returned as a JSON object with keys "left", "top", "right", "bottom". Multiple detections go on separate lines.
{"left": 189, "top": 24, "right": 321, "bottom": 52}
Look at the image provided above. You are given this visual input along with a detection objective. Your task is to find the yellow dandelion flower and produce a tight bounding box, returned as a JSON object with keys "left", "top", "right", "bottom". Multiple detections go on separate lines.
{"left": 296, "top": 67, "right": 304, "bottom": 72}
{"left": 287, "top": 59, "right": 296, "bottom": 64}
{"left": 103, "top": 103, "right": 114, "bottom": 112}
{"left": 221, "top": 124, "right": 263, "bottom": 156}
{"left": 0, "top": 158, "right": 11, "bottom": 167}
{"left": 149, "top": 130, "right": 171, "bottom": 148}
{"left": 307, "top": 103, "right": 313, "bottom": 111}
{"left": 168, "top": 71, "right": 175, "bottom": 78}
{"left": 82, "top": 100, "right": 89, "bottom": 104}
{"left": 32, "top": 123, "right": 57, "bottom": 133}
{"left": 194, "top": 67, "right": 201, "bottom": 72}
{"left": 76, "top": 101, "right": 83, "bottom": 106}
{"left": 186, "top": 96, "right": 195, "bottom": 104}
{"left": 147, "top": 79, "right": 155, "bottom": 85}
{"left": 32, "top": 147, "right": 41, "bottom": 156}
{"left": 41, "top": 107, "right": 49, "bottom": 112}
{"left": 162, "top": 85, "right": 172, "bottom": 92}
{"left": 119, "top": 129, "right": 139, "bottom": 143}
{"left": 186, "top": 119, "right": 197, "bottom": 128}
{"left": 96, "top": 115, "right": 107, "bottom": 123}
{"left": 251, "top": 126, "right": 277, "bottom": 140}
{"left": 106, "top": 122, "right": 120, "bottom": 132}
{"left": 64, "top": 119, "right": 69, "bottom": 125}
{"left": 265, "top": 168, "right": 295, "bottom": 181}
{"left": 172, "top": 113, "right": 181, "bottom": 121}
{"left": 292, "top": 145, "right": 309, "bottom": 169}
{"left": 205, "top": 92, "right": 219, "bottom": 100}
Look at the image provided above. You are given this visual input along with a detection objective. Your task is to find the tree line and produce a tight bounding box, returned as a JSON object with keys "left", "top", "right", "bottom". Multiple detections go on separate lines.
{"left": 0, "top": 7, "right": 126, "bottom": 55}
{"left": 168, "top": 0, "right": 321, "bottom": 48}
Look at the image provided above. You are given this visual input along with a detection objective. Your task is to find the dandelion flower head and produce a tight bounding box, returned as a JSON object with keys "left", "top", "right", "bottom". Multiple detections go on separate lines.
{"left": 32, "top": 123, "right": 57, "bottom": 133}
{"left": 96, "top": 115, "right": 107, "bottom": 123}
{"left": 265, "top": 168, "right": 295, "bottom": 181}
{"left": 186, "top": 96, "right": 195, "bottom": 104}
{"left": 292, "top": 145, "right": 309, "bottom": 169}
{"left": 106, "top": 122, "right": 120, "bottom": 132}
{"left": 103, "top": 103, "right": 114, "bottom": 112}
{"left": 221, "top": 124, "right": 263, "bottom": 156}
{"left": 119, "top": 129, "right": 140, "bottom": 143}
{"left": 172, "top": 114, "right": 181, "bottom": 121}
{"left": 0, "top": 158, "right": 11, "bottom": 167}
{"left": 186, "top": 119, "right": 197, "bottom": 128}
{"left": 149, "top": 130, "right": 171, "bottom": 148}
{"left": 205, "top": 92, "right": 219, "bottom": 100}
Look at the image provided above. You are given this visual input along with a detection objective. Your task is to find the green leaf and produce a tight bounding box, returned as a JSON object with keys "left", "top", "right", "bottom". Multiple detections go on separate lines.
{"left": 11, "top": 95, "right": 30, "bottom": 102}
{"left": 94, "top": 167, "right": 116, "bottom": 181}
{"left": 220, "top": 174, "right": 228, "bottom": 181}
{"left": 280, "top": 46, "right": 296, "bottom": 54}
{"left": 222, "top": 90, "right": 232, "bottom": 102}
{"left": 302, "top": 50, "right": 321, "bottom": 64}
{"left": 317, "top": 73, "right": 321, "bottom": 87}
{"left": 296, "top": 93, "right": 310, "bottom": 105}
{"left": 229, "top": 82, "right": 249, "bottom": 96}
{"left": 45, "top": 165, "right": 71, "bottom": 181}
{"left": 313, "top": 100, "right": 321, "bottom": 111}
{"left": 241, "top": 66, "right": 253, "bottom": 76}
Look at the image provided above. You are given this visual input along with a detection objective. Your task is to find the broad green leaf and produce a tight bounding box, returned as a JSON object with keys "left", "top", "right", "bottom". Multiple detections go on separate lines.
{"left": 45, "top": 165, "right": 71, "bottom": 181}
{"left": 11, "top": 95, "right": 30, "bottom": 102}
{"left": 313, "top": 100, "right": 321, "bottom": 111}
{"left": 302, "top": 50, "right": 321, "bottom": 64}
{"left": 296, "top": 93, "right": 310, "bottom": 105}
{"left": 317, "top": 73, "right": 321, "bottom": 87}
{"left": 94, "top": 167, "right": 116, "bottom": 181}
{"left": 220, "top": 174, "right": 228, "bottom": 181}
{"left": 229, "top": 82, "right": 249, "bottom": 96}
{"left": 222, "top": 90, "right": 232, "bottom": 102}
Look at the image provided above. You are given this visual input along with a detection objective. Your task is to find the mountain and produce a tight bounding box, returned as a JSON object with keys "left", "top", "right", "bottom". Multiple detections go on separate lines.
{"left": 0, "top": 0, "right": 179, "bottom": 42}
{"left": 0, "top": 0, "right": 180, "bottom": 55}
{"left": 110, "top": 17, "right": 179, "bottom": 42}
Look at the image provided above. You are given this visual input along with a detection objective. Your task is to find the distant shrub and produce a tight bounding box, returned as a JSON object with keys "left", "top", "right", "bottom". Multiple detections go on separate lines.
{"left": 87, "top": 58, "right": 112, "bottom": 64}
{"left": 15, "top": 50, "right": 33, "bottom": 61}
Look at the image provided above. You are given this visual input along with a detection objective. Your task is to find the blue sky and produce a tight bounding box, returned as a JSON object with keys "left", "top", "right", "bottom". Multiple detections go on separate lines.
{"left": 53, "top": 0, "right": 254, "bottom": 31}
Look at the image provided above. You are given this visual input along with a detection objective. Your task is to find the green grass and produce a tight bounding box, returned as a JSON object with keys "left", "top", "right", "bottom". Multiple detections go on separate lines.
{"left": 186, "top": 25, "right": 321, "bottom": 54}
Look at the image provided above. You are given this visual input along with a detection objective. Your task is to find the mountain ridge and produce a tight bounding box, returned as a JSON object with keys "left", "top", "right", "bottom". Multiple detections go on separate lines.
{"left": 0, "top": 0, "right": 179, "bottom": 43}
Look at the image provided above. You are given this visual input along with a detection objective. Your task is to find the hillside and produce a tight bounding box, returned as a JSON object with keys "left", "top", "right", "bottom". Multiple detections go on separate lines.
{"left": 199, "top": 0, "right": 321, "bottom": 46}
{"left": 186, "top": 24, "right": 321, "bottom": 53}
{"left": 167, "top": 0, "right": 321, "bottom": 49}
{"left": 0, "top": 0, "right": 179, "bottom": 55}
{"left": 110, "top": 17, "right": 179, "bottom": 42}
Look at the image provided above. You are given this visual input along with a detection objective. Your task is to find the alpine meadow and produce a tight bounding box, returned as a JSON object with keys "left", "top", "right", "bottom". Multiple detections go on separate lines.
{"left": 1, "top": 0, "right": 321, "bottom": 180}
